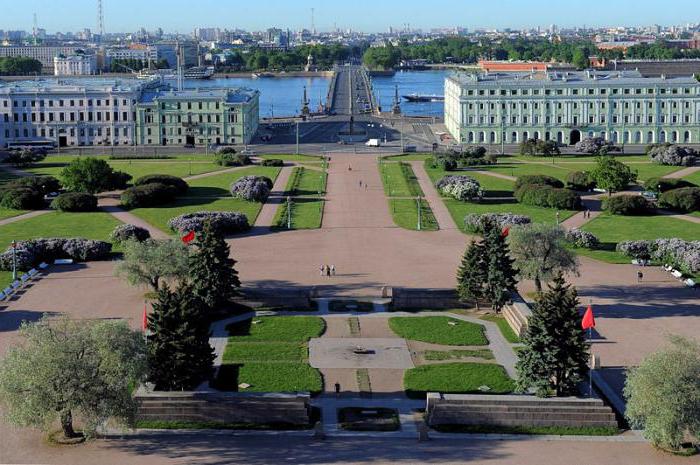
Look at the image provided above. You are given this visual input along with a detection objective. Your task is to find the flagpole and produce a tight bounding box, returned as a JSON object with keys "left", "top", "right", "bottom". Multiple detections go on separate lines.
{"left": 589, "top": 326, "right": 592, "bottom": 398}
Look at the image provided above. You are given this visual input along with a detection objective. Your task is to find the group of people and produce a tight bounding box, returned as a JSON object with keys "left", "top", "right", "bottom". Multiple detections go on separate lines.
{"left": 320, "top": 264, "right": 336, "bottom": 277}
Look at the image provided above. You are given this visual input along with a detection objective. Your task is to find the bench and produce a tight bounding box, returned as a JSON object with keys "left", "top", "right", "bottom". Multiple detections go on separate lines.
{"left": 685, "top": 279, "right": 697, "bottom": 288}
{"left": 38, "top": 262, "right": 49, "bottom": 270}
{"left": 53, "top": 259, "right": 73, "bottom": 265}
{"left": 671, "top": 270, "right": 684, "bottom": 279}
{"left": 27, "top": 268, "right": 38, "bottom": 278}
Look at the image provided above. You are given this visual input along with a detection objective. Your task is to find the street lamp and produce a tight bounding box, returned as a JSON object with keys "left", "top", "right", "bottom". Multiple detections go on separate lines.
{"left": 295, "top": 121, "right": 300, "bottom": 155}
{"left": 11, "top": 240, "right": 17, "bottom": 281}
{"left": 416, "top": 197, "right": 422, "bottom": 231}
{"left": 287, "top": 195, "right": 293, "bottom": 229}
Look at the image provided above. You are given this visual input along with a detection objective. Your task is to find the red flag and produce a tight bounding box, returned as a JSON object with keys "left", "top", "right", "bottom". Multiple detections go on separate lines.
{"left": 142, "top": 303, "right": 148, "bottom": 332}
{"left": 501, "top": 226, "right": 510, "bottom": 238}
{"left": 582, "top": 305, "right": 595, "bottom": 330}
{"left": 181, "top": 230, "right": 195, "bottom": 244}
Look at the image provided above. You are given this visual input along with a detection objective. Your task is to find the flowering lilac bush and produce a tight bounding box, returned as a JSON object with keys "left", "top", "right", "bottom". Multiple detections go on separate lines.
{"left": 110, "top": 224, "right": 151, "bottom": 244}
{"left": 574, "top": 137, "right": 619, "bottom": 155}
{"left": 564, "top": 228, "right": 600, "bottom": 249}
{"left": 0, "top": 238, "right": 112, "bottom": 271}
{"left": 464, "top": 213, "right": 531, "bottom": 233}
{"left": 646, "top": 143, "right": 697, "bottom": 167}
{"left": 168, "top": 211, "right": 250, "bottom": 235}
{"left": 436, "top": 175, "right": 483, "bottom": 201}
{"left": 616, "top": 240, "right": 653, "bottom": 259}
{"left": 230, "top": 176, "right": 274, "bottom": 202}
{"left": 617, "top": 239, "right": 700, "bottom": 273}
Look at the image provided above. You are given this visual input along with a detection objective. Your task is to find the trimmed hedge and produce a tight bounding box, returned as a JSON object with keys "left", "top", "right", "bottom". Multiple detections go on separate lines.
{"left": 0, "top": 187, "right": 45, "bottom": 210}
{"left": 121, "top": 183, "right": 178, "bottom": 208}
{"left": 0, "top": 238, "right": 112, "bottom": 271}
{"left": 50, "top": 192, "right": 98, "bottom": 212}
{"left": 602, "top": 195, "right": 653, "bottom": 215}
{"left": 644, "top": 177, "right": 697, "bottom": 193}
{"left": 215, "top": 153, "right": 251, "bottom": 167}
{"left": 261, "top": 159, "right": 284, "bottom": 167}
{"left": 5, "top": 176, "right": 61, "bottom": 195}
{"left": 464, "top": 213, "right": 531, "bottom": 234}
{"left": 110, "top": 224, "right": 151, "bottom": 243}
{"left": 134, "top": 174, "right": 189, "bottom": 194}
{"left": 515, "top": 185, "right": 581, "bottom": 210}
{"left": 514, "top": 175, "right": 564, "bottom": 191}
{"left": 566, "top": 171, "right": 594, "bottom": 191}
{"left": 658, "top": 187, "right": 700, "bottom": 213}
{"left": 168, "top": 211, "right": 250, "bottom": 234}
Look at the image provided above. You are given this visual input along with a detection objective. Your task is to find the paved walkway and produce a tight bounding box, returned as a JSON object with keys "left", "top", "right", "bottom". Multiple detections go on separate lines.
{"left": 0, "top": 209, "right": 52, "bottom": 227}
{"left": 664, "top": 165, "right": 700, "bottom": 179}
{"left": 182, "top": 164, "right": 249, "bottom": 182}
{"left": 97, "top": 195, "right": 169, "bottom": 239}
{"left": 253, "top": 165, "right": 294, "bottom": 228}
{"left": 409, "top": 161, "right": 459, "bottom": 230}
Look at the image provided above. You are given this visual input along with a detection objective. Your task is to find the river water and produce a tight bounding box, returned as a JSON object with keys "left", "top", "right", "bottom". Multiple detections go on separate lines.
{"left": 177, "top": 70, "right": 451, "bottom": 118}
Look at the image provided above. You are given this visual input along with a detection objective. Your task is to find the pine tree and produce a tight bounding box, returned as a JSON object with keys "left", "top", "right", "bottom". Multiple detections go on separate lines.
{"left": 188, "top": 220, "right": 240, "bottom": 314}
{"left": 516, "top": 274, "right": 590, "bottom": 397}
{"left": 456, "top": 240, "right": 486, "bottom": 309}
{"left": 483, "top": 224, "right": 518, "bottom": 313}
{"left": 146, "top": 285, "right": 215, "bottom": 391}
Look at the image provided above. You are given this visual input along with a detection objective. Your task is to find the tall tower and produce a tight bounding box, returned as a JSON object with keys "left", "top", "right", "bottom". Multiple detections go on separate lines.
{"left": 97, "top": 0, "right": 105, "bottom": 38}
{"left": 311, "top": 8, "right": 316, "bottom": 35}
{"left": 32, "top": 13, "right": 38, "bottom": 45}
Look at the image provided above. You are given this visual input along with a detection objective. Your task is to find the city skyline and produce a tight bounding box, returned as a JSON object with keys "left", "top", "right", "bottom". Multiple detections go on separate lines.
{"left": 1, "top": 0, "right": 700, "bottom": 34}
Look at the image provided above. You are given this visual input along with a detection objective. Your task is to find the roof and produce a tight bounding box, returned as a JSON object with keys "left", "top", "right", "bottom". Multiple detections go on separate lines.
{"left": 447, "top": 70, "right": 700, "bottom": 88}
{"left": 139, "top": 87, "right": 259, "bottom": 104}
{"left": 0, "top": 77, "right": 151, "bottom": 93}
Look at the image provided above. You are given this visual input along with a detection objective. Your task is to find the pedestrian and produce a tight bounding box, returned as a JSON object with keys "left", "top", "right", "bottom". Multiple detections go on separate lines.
{"left": 586, "top": 209, "right": 591, "bottom": 219}
{"left": 556, "top": 211, "right": 561, "bottom": 224}
{"left": 365, "top": 183, "right": 368, "bottom": 190}
{"left": 326, "top": 266, "right": 331, "bottom": 278}
{"left": 359, "top": 180, "right": 362, "bottom": 188}
{"left": 348, "top": 165, "right": 352, "bottom": 171}
{"left": 637, "top": 270, "right": 644, "bottom": 283}
{"left": 320, "top": 264, "right": 325, "bottom": 277}
{"left": 330, "top": 264, "right": 336, "bottom": 276}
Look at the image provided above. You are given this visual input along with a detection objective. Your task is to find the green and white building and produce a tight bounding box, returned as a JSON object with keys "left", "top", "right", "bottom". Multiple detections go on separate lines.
{"left": 445, "top": 70, "right": 700, "bottom": 146}
{"left": 135, "top": 88, "right": 259, "bottom": 146}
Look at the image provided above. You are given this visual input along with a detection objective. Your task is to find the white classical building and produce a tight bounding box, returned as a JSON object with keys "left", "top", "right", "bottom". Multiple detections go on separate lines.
{"left": 53, "top": 53, "right": 96, "bottom": 76}
{"left": 0, "top": 78, "right": 161, "bottom": 148}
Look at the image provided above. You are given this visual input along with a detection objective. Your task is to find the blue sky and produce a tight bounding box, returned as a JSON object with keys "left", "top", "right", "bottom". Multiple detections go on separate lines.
{"left": 1, "top": 0, "right": 698, "bottom": 33}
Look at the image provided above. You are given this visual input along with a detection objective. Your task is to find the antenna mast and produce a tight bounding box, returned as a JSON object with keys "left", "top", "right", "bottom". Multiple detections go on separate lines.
{"left": 32, "top": 13, "right": 38, "bottom": 45}
{"left": 311, "top": 8, "right": 316, "bottom": 35}
{"left": 97, "top": 0, "right": 105, "bottom": 39}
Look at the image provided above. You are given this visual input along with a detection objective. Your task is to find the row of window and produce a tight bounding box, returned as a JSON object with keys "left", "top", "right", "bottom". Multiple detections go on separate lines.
{"left": 144, "top": 126, "right": 225, "bottom": 136}
{"left": 143, "top": 113, "right": 240, "bottom": 124}
{"left": 465, "top": 100, "right": 696, "bottom": 111}
{"left": 465, "top": 113, "right": 696, "bottom": 126}
{"left": 464, "top": 86, "right": 696, "bottom": 97}
{"left": 2, "top": 98, "right": 134, "bottom": 108}
{"left": 155, "top": 101, "right": 223, "bottom": 111}
{"left": 5, "top": 127, "right": 130, "bottom": 139}
{"left": 464, "top": 129, "right": 694, "bottom": 144}
{"left": 4, "top": 111, "right": 133, "bottom": 123}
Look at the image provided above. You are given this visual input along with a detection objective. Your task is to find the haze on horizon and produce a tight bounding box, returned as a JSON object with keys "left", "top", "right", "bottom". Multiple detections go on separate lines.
{"left": 1, "top": 0, "right": 699, "bottom": 34}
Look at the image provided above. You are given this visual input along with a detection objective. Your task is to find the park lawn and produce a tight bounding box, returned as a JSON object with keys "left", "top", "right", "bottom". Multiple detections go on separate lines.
{"left": 258, "top": 153, "right": 324, "bottom": 163}
{"left": 579, "top": 213, "right": 700, "bottom": 263}
{"left": 0, "top": 270, "right": 13, "bottom": 289}
{"left": 286, "top": 167, "right": 327, "bottom": 196}
{"left": 389, "top": 316, "right": 488, "bottom": 346}
{"left": 480, "top": 315, "right": 520, "bottom": 344}
{"left": 272, "top": 198, "right": 324, "bottom": 229}
{"left": 128, "top": 166, "right": 281, "bottom": 233}
{"left": 404, "top": 362, "right": 514, "bottom": 398}
{"left": 423, "top": 349, "right": 494, "bottom": 361}
{"left": 424, "top": 162, "right": 515, "bottom": 197}
{"left": 382, "top": 153, "right": 432, "bottom": 162}
{"left": 389, "top": 199, "right": 438, "bottom": 231}
{"left": 684, "top": 170, "right": 700, "bottom": 186}
{"left": 214, "top": 363, "right": 323, "bottom": 394}
{"left": 222, "top": 342, "right": 308, "bottom": 363}
{"left": 226, "top": 316, "right": 325, "bottom": 342}
{"left": 380, "top": 162, "right": 423, "bottom": 197}
{"left": 0, "top": 208, "right": 28, "bottom": 221}
{"left": 510, "top": 154, "right": 649, "bottom": 163}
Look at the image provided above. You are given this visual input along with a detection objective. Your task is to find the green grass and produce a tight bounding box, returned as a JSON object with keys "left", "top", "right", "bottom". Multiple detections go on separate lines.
{"left": 480, "top": 315, "right": 520, "bottom": 343}
{"left": 389, "top": 316, "right": 488, "bottom": 346}
{"left": 431, "top": 424, "right": 619, "bottom": 436}
{"left": 129, "top": 166, "right": 281, "bottom": 233}
{"left": 338, "top": 407, "right": 400, "bottom": 432}
{"left": 271, "top": 167, "right": 326, "bottom": 229}
{"left": 0, "top": 208, "right": 29, "bottom": 221}
{"left": 285, "top": 167, "right": 327, "bottom": 196}
{"left": 225, "top": 316, "right": 325, "bottom": 342}
{"left": 24, "top": 154, "right": 226, "bottom": 180}
{"left": 214, "top": 363, "right": 323, "bottom": 393}
{"left": 136, "top": 419, "right": 314, "bottom": 431}
{"left": 380, "top": 162, "right": 424, "bottom": 197}
{"left": 382, "top": 153, "right": 432, "bottom": 162}
{"left": 424, "top": 163, "right": 515, "bottom": 198}
{"left": 423, "top": 349, "right": 494, "bottom": 361}
{"left": 684, "top": 170, "right": 700, "bottom": 186}
{"left": 258, "top": 153, "right": 324, "bottom": 163}
{"left": 222, "top": 342, "right": 308, "bottom": 363}
{"left": 389, "top": 199, "right": 439, "bottom": 231}
{"left": 404, "top": 362, "right": 514, "bottom": 398}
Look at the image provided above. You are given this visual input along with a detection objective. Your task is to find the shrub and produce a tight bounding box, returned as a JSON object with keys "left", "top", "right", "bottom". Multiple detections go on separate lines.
{"left": 589, "top": 156, "right": 637, "bottom": 193}
{"left": 434, "top": 156, "right": 457, "bottom": 171}
{"left": 436, "top": 175, "right": 483, "bottom": 201}
{"left": 121, "top": 183, "right": 178, "bottom": 208}
{"left": 564, "top": 228, "right": 600, "bottom": 249}
{"left": 464, "top": 213, "right": 531, "bottom": 234}
{"left": 484, "top": 154, "right": 499, "bottom": 164}
{"left": 566, "top": 171, "right": 594, "bottom": 191}
{"left": 215, "top": 153, "right": 251, "bottom": 167}
{"left": 168, "top": 211, "right": 250, "bottom": 235}
{"left": 134, "top": 174, "right": 188, "bottom": 194}
{"left": 574, "top": 137, "right": 619, "bottom": 155}
{"left": 519, "top": 139, "right": 560, "bottom": 157}
{"left": 0, "top": 238, "right": 112, "bottom": 271}
{"left": 0, "top": 187, "right": 45, "bottom": 210}
{"left": 230, "top": 176, "right": 273, "bottom": 202}
{"left": 261, "top": 159, "right": 284, "bottom": 167}
{"left": 462, "top": 146, "right": 487, "bottom": 159}
{"left": 514, "top": 175, "right": 564, "bottom": 191}
{"left": 616, "top": 240, "right": 653, "bottom": 260}
{"left": 110, "top": 224, "right": 151, "bottom": 244}
{"left": 644, "top": 177, "right": 696, "bottom": 193}
{"left": 60, "top": 157, "right": 130, "bottom": 194}
{"left": 215, "top": 146, "right": 237, "bottom": 155}
{"left": 109, "top": 171, "right": 133, "bottom": 190}
{"left": 4, "top": 149, "right": 46, "bottom": 167}
{"left": 5, "top": 176, "right": 61, "bottom": 195}
{"left": 658, "top": 187, "right": 700, "bottom": 213}
{"left": 50, "top": 192, "right": 98, "bottom": 212}
{"left": 618, "top": 239, "right": 700, "bottom": 273}
{"left": 646, "top": 143, "right": 697, "bottom": 166}
{"left": 602, "top": 195, "right": 653, "bottom": 215}
{"left": 515, "top": 185, "right": 581, "bottom": 210}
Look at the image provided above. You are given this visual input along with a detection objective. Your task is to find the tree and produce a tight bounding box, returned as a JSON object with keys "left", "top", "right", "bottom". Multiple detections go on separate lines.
{"left": 147, "top": 284, "right": 215, "bottom": 390}
{"left": 516, "top": 274, "right": 589, "bottom": 397}
{"left": 0, "top": 317, "right": 146, "bottom": 439}
{"left": 115, "top": 239, "right": 190, "bottom": 292}
{"left": 508, "top": 224, "right": 579, "bottom": 294}
{"left": 188, "top": 220, "right": 240, "bottom": 313}
{"left": 483, "top": 224, "right": 518, "bottom": 313}
{"left": 624, "top": 336, "right": 700, "bottom": 452}
{"left": 456, "top": 240, "right": 486, "bottom": 309}
{"left": 589, "top": 156, "right": 637, "bottom": 194}
{"left": 572, "top": 48, "right": 589, "bottom": 69}
{"left": 60, "top": 157, "right": 131, "bottom": 194}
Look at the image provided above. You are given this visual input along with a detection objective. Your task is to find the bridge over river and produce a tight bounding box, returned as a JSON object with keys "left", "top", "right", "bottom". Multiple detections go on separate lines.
{"left": 328, "top": 65, "right": 378, "bottom": 116}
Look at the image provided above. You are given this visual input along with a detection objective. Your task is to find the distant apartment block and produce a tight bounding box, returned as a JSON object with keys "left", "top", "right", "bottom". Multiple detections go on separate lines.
{"left": 0, "top": 45, "right": 86, "bottom": 72}
{"left": 445, "top": 70, "right": 700, "bottom": 146}
{"left": 54, "top": 53, "right": 96, "bottom": 76}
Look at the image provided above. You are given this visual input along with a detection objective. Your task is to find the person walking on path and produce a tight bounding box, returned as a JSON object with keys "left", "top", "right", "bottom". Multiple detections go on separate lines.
{"left": 320, "top": 264, "right": 325, "bottom": 277}
{"left": 637, "top": 271, "right": 644, "bottom": 283}
{"left": 326, "top": 266, "right": 331, "bottom": 278}
{"left": 359, "top": 180, "right": 362, "bottom": 188}
{"left": 330, "top": 264, "right": 336, "bottom": 276}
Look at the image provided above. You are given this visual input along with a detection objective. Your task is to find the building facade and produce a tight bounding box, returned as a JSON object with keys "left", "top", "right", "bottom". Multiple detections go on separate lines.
{"left": 445, "top": 70, "right": 700, "bottom": 146}
{"left": 0, "top": 78, "right": 161, "bottom": 148}
{"left": 135, "top": 88, "right": 259, "bottom": 146}
{"left": 0, "top": 46, "right": 88, "bottom": 72}
{"left": 54, "top": 53, "right": 97, "bottom": 76}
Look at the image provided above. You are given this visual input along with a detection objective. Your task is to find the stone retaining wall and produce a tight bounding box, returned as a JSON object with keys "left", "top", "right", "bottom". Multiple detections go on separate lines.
{"left": 502, "top": 292, "right": 532, "bottom": 338}
{"left": 426, "top": 393, "right": 618, "bottom": 429}
{"left": 392, "top": 288, "right": 460, "bottom": 310}
{"left": 135, "top": 389, "right": 312, "bottom": 426}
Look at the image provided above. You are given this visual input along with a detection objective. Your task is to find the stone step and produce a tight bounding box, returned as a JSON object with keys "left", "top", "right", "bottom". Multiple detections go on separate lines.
{"left": 433, "top": 398, "right": 606, "bottom": 408}
{"left": 432, "top": 417, "right": 619, "bottom": 428}
{"left": 432, "top": 405, "right": 614, "bottom": 415}
{"left": 432, "top": 410, "right": 616, "bottom": 423}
